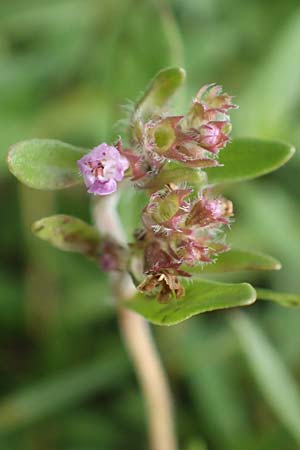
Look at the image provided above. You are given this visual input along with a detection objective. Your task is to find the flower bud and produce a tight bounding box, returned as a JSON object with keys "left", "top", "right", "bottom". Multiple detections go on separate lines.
{"left": 99, "top": 239, "right": 127, "bottom": 272}
{"left": 196, "top": 122, "right": 230, "bottom": 154}
{"left": 142, "top": 185, "right": 191, "bottom": 233}
{"left": 144, "top": 117, "right": 182, "bottom": 155}
{"left": 193, "top": 83, "right": 237, "bottom": 121}
{"left": 175, "top": 238, "right": 212, "bottom": 265}
{"left": 186, "top": 195, "right": 233, "bottom": 227}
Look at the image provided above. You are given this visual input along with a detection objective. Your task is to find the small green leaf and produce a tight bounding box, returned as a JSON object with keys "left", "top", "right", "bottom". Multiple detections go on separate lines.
{"left": 186, "top": 249, "right": 281, "bottom": 274}
{"left": 7, "top": 139, "right": 87, "bottom": 190}
{"left": 32, "top": 215, "right": 101, "bottom": 256}
{"left": 134, "top": 67, "right": 186, "bottom": 120}
{"left": 144, "top": 162, "right": 207, "bottom": 191}
{"left": 126, "top": 279, "right": 256, "bottom": 326}
{"left": 206, "top": 138, "right": 295, "bottom": 184}
{"left": 257, "top": 288, "right": 300, "bottom": 307}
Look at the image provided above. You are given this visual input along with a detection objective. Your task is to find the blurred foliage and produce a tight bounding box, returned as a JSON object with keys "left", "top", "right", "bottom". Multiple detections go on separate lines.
{"left": 0, "top": 0, "right": 300, "bottom": 449}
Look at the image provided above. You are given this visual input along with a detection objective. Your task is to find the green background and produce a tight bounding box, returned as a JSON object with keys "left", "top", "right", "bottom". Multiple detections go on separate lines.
{"left": 1, "top": 0, "right": 300, "bottom": 449}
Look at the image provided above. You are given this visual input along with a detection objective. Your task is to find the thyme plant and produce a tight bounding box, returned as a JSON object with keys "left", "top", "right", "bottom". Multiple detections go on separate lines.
{"left": 7, "top": 67, "right": 299, "bottom": 450}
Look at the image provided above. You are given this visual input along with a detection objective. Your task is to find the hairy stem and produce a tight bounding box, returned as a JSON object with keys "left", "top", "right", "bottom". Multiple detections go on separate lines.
{"left": 93, "top": 193, "right": 177, "bottom": 450}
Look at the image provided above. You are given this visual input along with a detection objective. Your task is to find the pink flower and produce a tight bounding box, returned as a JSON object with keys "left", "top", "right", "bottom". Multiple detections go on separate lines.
{"left": 78, "top": 143, "right": 129, "bottom": 195}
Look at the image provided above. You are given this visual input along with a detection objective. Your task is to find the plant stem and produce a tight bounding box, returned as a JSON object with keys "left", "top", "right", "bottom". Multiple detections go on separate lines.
{"left": 93, "top": 193, "right": 177, "bottom": 450}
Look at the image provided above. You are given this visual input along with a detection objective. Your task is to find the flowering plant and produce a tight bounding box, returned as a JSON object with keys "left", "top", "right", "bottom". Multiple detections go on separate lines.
{"left": 7, "top": 67, "right": 299, "bottom": 450}
{"left": 8, "top": 67, "right": 297, "bottom": 319}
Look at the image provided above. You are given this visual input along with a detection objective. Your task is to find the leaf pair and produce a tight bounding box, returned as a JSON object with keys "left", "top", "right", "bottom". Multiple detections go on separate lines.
{"left": 8, "top": 137, "right": 295, "bottom": 191}
{"left": 7, "top": 67, "right": 295, "bottom": 191}
{"left": 30, "top": 214, "right": 300, "bottom": 326}
{"left": 7, "top": 67, "right": 298, "bottom": 326}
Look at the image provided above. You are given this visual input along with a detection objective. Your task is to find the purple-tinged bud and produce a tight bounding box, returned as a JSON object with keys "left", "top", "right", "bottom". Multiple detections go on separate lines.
{"left": 176, "top": 238, "right": 212, "bottom": 265}
{"left": 100, "top": 253, "right": 119, "bottom": 272}
{"left": 143, "top": 240, "right": 189, "bottom": 275}
{"left": 137, "top": 240, "right": 190, "bottom": 302}
{"left": 194, "top": 83, "right": 237, "bottom": 118}
{"left": 184, "top": 84, "right": 237, "bottom": 140}
{"left": 99, "top": 239, "right": 127, "bottom": 272}
{"left": 116, "top": 138, "right": 163, "bottom": 183}
{"left": 78, "top": 143, "right": 129, "bottom": 195}
{"left": 195, "top": 121, "right": 230, "bottom": 154}
{"left": 186, "top": 195, "right": 233, "bottom": 227}
{"left": 143, "top": 116, "right": 221, "bottom": 169}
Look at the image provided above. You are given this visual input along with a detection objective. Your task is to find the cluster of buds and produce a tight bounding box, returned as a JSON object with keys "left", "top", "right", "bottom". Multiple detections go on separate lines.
{"left": 120, "top": 83, "right": 237, "bottom": 185}
{"left": 78, "top": 83, "right": 237, "bottom": 301}
{"left": 135, "top": 184, "right": 233, "bottom": 301}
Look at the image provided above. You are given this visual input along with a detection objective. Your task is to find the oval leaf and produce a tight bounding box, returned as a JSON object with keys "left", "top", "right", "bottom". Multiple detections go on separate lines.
{"left": 32, "top": 215, "right": 101, "bottom": 256}
{"left": 206, "top": 138, "right": 295, "bottom": 184}
{"left": 186, "top": 249, "right": 281, "bottom": 274}
{"left": 256, "top": 288, "right": 300, "bottom": 307}
{"left": 126, "top": 279, "right": 256, "bottom": 326}
{"left": 8, "top": 139, "right": 87, "bottom": 190}
{"left": 134, "top": 67, "right": 186, "bottom": 120}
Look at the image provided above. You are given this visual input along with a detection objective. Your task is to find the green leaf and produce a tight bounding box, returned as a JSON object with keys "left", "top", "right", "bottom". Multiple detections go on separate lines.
{"left": 7, "top": 139, "right": 87, "bottom": 190}
{"left": 256, "top": 288, "right": 300, "bottom": 307}
{"left": 134, "top": 67, "right": 186, "bottom": 120}
{"left": 144, "top": 162, "right": 207, "bottom": 191}
{"left": 186, "top": 249, "right": 281, "bottom": 274}
{"left": 230, "top": 313, "right": 300, "bottom": 444}
{"left": 126, "top": 279, "right": 256, "bottom": 326}
{"left": 206, "top": 138, "right": 295, "bottom": 184}
{"left": 32, "top": 215, "right": 101, "bottom": 256}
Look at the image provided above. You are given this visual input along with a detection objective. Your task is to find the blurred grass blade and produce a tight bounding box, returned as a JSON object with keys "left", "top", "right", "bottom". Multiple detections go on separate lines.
{"left": 185, "top": 439, "right": 208, "bottom": 450}
{"left": 187, "top": 249, "right": 281, "bottom": 274}
{"left": 237, "top": 7, "right": 300, "bottom": 134}
{"left": 7, "top": 139, "right": 86, "bottom": 190}
{"left": 126, "top": 279, "right": 256, "bottom": 326}
{"left": 32, "top": 215, "right": 101, "bottom": 256}
{"left": 206, "top": 138, "right": 295, "bottom": 184}
{"left": 230, "top": 312, "right": 300, "bottom": 444}
{"left": 257, "top": 288, "right": 300, "bottom": 307}
{"left": 134, "top": 67, "right": 186, "bottom": 120}
{"left": 172, "top": 321, "right": 252, "bottom": 450}
{"left": 0, "top": 351, "right": 128, "bottom": 435}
